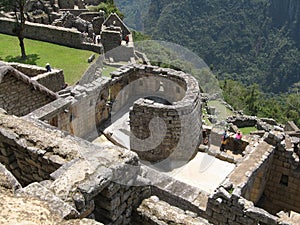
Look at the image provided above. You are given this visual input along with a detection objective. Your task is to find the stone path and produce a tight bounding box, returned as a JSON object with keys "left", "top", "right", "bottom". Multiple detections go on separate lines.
{"left": 164, "top": 152, "right": 236, "bottom": 193}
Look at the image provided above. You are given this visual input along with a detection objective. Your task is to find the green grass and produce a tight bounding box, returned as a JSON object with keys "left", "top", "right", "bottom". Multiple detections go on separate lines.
{"left": 102, "top": 66, "right": 118, "bottom": 77}
{"left": 239, "top": 126, "right": 258, "bottom": 135}
{"left": 202, "top": 108, "right": 212, "bottom": 125}
{"left": 208, "top": 100, "right": 234, "bottom": 120}
{"left": 0, "top": 33, "right": 98, "bottom": 85}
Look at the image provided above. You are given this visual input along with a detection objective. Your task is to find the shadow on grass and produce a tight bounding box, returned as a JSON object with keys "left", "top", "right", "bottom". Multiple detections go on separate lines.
{"left": 5, "top": 54, "right": 40, "bottom": 65}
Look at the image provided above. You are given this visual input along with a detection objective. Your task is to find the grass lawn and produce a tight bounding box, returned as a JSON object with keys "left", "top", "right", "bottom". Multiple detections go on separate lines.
{"left": 239, "top": 126, "right": 258, "bottom": 135}
{"left": 0, "top": 33, "right": 98, "bottom": 85}
{"left": 208, "top": 100, "right": 234, "bottom": 120}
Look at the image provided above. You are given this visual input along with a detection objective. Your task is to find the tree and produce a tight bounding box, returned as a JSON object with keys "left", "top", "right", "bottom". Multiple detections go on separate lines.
{"left": 0, "top": 0, "right": 28, "bottom": 59}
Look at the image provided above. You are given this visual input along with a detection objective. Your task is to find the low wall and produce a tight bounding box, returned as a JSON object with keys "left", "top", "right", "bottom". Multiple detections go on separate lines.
{"left": 31, "top": 70, "right": 65, "bottom": 92}
{"left": 59, "top": 9, "right": 89, "bottom": 16}
{"left": 8, "top": 62, "right": 65, "bottom": 92}
{"left": 0, "top": 18, "right": 102, "bottom": 53}
{"left": 0, "top": 66, "right": 57, "bottom": 116}
{"left": 206, "top": 187, "right": 279, "bottom": 225}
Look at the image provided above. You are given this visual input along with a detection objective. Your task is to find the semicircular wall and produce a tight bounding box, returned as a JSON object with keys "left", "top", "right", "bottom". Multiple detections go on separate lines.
{"left": 110, "top": 64, "right": 202, "bottom": 163}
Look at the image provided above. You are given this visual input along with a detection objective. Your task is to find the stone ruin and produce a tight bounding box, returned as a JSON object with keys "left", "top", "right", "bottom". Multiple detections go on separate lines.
{"left": 0, "top": 1, "right": 135, "bottom": 62}
{"left": 0, "top": 60, "right": 300, "bottom": 224}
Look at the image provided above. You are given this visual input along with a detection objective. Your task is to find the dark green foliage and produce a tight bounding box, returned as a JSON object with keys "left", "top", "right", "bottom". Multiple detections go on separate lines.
{"left": 132, "top": 30, "right": 151, "bottom": 42}
{"left": 221, "top": 79, "right": 300, "bottom": 127}
{"left": 114, "top": 0, "right": 151, "bottom": 30}
{"left": 116, "top": 0, "right": 300, "bottom": 94}
{"left": 88, "top": 0, "right": 124, "bottom": 19}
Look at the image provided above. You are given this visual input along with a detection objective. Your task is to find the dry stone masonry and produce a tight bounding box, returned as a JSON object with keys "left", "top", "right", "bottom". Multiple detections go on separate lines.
{"left": 0, "top": 7, "right": 300, "bottom": 221}
{"left": 0, "top": 64, "right": 58, "bottom": 117}
{"left": 0, "top": 46, "right": 300, "bottom": 224}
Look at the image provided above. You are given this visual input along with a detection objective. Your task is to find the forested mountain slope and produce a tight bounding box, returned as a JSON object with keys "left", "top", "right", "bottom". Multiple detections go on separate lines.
{"left": 115, "top": 0, "right": 300, "bottom": 94}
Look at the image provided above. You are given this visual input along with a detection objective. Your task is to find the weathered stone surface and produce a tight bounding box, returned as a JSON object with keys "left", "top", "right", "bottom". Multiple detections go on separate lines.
{"left": 17, "top": 182, "right": 79, "bottom": 219}
{"left": 284, "top": 121, "right": 299, "bottom": 132}
{"left": 135, "top": 196, "right": 212, "bottom": 225}
{"left": 246, "top": 207, "right": 278, "bottom": 225}
{"left": 0, "top": 162, "right": 21, "bottom": 192}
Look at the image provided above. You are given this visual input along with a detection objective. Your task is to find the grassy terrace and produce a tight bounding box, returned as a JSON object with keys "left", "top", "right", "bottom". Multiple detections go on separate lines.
{"left": 0, "top": 33, "right": 98, "bottom": 85}
{"left": 208, "top": 100, "right": 234, "bottom": 119}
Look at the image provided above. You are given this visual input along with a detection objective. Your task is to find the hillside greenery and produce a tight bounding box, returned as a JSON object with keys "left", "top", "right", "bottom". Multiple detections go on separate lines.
{"left": 115, "top": 0, "right": 300, "bottom": 94}
{"left": 88, "top": 0, "right": 124, "bottom": 19}
{"left": 133, "top": 37, "right": 300, "bottom": 127}
{"left": 0, "top": 33, "right": 97, "bottom": 85}
{"left": 116, "top": 0, "right": 300, "bottom": 126}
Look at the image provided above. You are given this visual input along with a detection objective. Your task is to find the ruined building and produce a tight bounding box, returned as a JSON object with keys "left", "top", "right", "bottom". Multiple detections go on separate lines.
{"left": 0, "top": 60, "right": 300, "bottom": 225}
{"left": 0, "top": 2, "right": 300, "bottom": 224}
{"left": 0, "top": 0, "right": 135, "bottom": 62}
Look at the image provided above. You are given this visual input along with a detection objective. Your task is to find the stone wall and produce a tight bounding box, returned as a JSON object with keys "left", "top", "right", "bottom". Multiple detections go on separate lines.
{"left": 8, "top": 62, "right": 46, "bottom": 77}
{"left": 8, "top": 62, "right": 65, "bottom": 92}
{"left": 31, "top": 70, "right": 65, "bottom": 92}
{"left": 105, "top": 45, "right": 135, "bottom": 62}
{"left": 101, "top": 29, "right": 122, "bottom": 53}
{"left": 109, "top": 64, "right": 202, "bottom": 163}
{"left": 263, "top": 132, "right": 300, "bottom": 214}
{"left": 27, "top": 76, "right": 111, "bottom": 139}
{"left": 0, "top": 113, "right": 71, "bottom": 186}
{"left": 60, "top": 9, "right": 89, "bottom": 16}
{"left": 94, "top": 182, "right": 151, "bottom": 224}
{"left": 206, "top": 187, "right": 279, "bottom": 225}
{"left": 0, "top": 18, "right": 102, "bottom": 53}
{"left": 68, "top": 78, "right": 111, "bottom": 139}
{"left": 0, "top": 67, "right": 57, "bottom": 117}
{"left": 0, "top": 111, "right": 149, "bottom": 224}
{"left": 240, "top": 142, "right": 275, "bottom": 204}
{"left": 79, "top": 12, "right": 103, "bottom": 22}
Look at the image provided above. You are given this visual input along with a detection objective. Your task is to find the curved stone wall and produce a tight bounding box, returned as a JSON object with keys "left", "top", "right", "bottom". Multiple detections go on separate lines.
{"left": 110, "top": 64, "right": 202, "bottom": 163}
